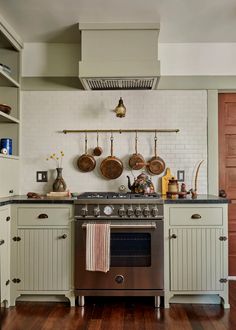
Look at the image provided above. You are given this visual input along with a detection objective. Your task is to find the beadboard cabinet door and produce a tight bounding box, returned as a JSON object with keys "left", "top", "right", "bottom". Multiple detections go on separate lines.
{"left": 0, "top": 206, "right": 10, "bottom": 307}
{"left": 17, "top": 228, "right": 70, "bottom": 291}
{"left": 164, "top": 203, "right": 229, "bottom": 309}
{"left": 10, "top": 204, "right": 75, "bottom": 306}
{"left": 170, "top": 227, "right": 224, "bottom": 291}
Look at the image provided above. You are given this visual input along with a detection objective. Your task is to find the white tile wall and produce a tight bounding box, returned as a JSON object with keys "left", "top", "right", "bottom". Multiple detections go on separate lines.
{"left": 20, "top": 90, "right": 207, "bottom": 194}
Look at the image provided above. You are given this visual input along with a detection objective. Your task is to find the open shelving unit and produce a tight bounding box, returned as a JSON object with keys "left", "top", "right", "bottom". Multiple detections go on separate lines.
{"left": 0, "top": 19, "right": 23, "bottom": 197}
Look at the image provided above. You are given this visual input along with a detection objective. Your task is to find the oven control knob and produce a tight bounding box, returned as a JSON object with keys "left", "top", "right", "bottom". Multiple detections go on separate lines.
{"left": 127, "top": 207, "right": 134, "bottom": 217}
{"left": 118, "top": 207, "right": 126, "bottom": 217}
{"left": 94, "top": 207, "right": 100, "bottom": 217}
{"left": 152, "top": 207, "right": 159, "bottom": 217}
{"left": 81, "top": 207, "right": 88, "bottom": 217}
{"left": 115, "top": 275, "right": 124, "bottom": 284}
{"left": 104, "top": 205, "right": 114, "bottom": 216}
{"left": 143, "top": 206, "right": 150, "bottom": 217}
{"left": 135, "top": 207, "right": 142, "bottom": 217}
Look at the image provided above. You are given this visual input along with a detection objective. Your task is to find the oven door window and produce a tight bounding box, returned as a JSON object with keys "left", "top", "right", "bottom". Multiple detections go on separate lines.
{"left": 110, "top": 233, "right": 151, "bottom": 267}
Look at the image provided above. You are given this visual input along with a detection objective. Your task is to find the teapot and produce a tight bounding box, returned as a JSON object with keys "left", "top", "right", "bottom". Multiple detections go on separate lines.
{"left": 127, "top": 173, "right": 155, "bottom": 194}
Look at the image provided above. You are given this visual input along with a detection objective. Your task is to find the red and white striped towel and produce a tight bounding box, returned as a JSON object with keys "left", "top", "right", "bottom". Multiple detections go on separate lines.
{"left": 86, "top": 223, "right": 110, "bottom": 273}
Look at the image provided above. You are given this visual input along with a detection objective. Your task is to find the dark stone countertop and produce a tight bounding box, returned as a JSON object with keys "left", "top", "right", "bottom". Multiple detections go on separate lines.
{"left": 0, "top": 195, "right": 75, "bottom": 206}
{"left": 0, "top": 194, "right": 230, "bottom": 207}
{"left": 163, "top": 194, "right": 230, "bottom": 204}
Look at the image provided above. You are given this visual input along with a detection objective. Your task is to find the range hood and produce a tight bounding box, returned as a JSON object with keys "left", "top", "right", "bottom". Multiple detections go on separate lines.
{"left": 78, "top": 23, "right": 160, "bottom": 90}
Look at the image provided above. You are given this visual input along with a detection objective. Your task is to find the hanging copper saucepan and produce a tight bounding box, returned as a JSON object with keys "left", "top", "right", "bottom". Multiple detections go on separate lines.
{"left": 93, "top": 131, "right": 103, "bottom": 156}
{"left": 128, "top": 131, "right": 145, "bottom": 170}
{"left": 100, "top": 133, "right": 123, "bottom": 179}
{"left": 146, "top": 132, "right": 165, "bottom": 175}
{"left": 77, "top": 132, "right": 96, "bottom": 172}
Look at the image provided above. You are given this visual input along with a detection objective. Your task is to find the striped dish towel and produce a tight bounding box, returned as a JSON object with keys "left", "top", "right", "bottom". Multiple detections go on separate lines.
{"left": 86, "top": 223, "right": 110, "bottom": 273}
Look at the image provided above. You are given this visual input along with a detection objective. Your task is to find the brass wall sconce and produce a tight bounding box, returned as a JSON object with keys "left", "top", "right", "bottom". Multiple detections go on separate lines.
{"left": 114, "top": 97, "right": 126, "bottom": 118}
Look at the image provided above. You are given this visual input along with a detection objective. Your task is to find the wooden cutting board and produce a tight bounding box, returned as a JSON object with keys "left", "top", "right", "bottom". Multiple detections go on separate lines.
{"left": 161, "top": 168, "right": 173, "bottom": 195}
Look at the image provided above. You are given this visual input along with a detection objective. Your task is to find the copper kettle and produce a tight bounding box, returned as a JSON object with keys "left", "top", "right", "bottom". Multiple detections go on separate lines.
{"left": 127, "top": 173, "right": 155, "bottom": 194}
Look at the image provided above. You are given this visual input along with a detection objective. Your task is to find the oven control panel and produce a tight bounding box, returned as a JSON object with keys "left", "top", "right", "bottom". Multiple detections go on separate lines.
{"left": 75, "top": 203, "right": 163, "bottom": 219}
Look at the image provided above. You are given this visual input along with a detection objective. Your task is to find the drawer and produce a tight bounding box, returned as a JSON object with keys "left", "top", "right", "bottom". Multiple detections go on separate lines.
{"left": 17, "top": 207, "right": 70, "bottom": 226}
{"left": 169, "top": 207, "right": 223, "bottom": 226}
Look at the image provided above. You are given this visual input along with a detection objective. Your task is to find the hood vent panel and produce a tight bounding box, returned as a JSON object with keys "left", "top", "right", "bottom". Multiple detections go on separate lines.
{"left": 78, "top": 23, "right": 160, "bottom": 90}
{"left": 82, "top": 77, "right": 158, "bottom": 90}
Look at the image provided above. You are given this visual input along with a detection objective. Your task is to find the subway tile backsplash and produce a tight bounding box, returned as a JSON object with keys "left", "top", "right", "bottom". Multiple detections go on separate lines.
{"left": 20, "top": 90, "right": 207, "bottom": 194}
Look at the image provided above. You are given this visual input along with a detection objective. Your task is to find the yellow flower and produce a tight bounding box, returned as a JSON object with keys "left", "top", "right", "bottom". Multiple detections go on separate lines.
{"left": 47, "top": 151, "right": 65, "bottom": 167}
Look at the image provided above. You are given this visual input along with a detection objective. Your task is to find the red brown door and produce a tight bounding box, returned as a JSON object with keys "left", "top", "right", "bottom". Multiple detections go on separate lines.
{"left": 219, "top": 93, "right": 236, "bottom": 275}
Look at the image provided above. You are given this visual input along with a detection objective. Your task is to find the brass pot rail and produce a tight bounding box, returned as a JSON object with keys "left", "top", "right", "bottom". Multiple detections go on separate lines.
{"left": 62, "top": 129, "right": 179, "bottom": 134}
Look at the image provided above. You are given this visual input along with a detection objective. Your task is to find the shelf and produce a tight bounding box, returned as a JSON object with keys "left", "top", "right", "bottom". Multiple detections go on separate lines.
{"left": 0, "top": 68, "right": 19, "bottom": 87}
{"left": 63, "top": 129, "right": 180, "bottom": 134}
{"left": 0, "top": 154, "right": 19, "bottom": 160}
{"left": 0, "top": 111, "right": 19, "bottom": 123}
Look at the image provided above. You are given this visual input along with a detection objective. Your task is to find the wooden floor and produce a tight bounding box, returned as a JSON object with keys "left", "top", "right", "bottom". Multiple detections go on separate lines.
{"left": 1, "top": 283, "right": 236, "bottom": 330}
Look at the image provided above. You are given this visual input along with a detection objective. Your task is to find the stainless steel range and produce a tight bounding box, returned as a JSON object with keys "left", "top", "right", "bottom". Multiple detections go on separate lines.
{"left": 74, "top": 192, "right": 164, "bottom": 307}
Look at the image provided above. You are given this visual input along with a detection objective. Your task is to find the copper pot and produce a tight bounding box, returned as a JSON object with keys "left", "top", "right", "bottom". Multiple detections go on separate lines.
{"left": 93, "top": 131, "right": 103, "bottom": 156}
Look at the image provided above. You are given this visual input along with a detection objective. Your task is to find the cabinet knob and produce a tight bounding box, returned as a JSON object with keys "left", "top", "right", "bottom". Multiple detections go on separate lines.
{"left": 38, "top": 213, "right": 48, "bottom": 219}
{"left": 59, "top": 234, "right": 67, "bottom": 239}
{"left": 5, "top": 279, "right": 10, "bottom": 286}
{"left": 9, "top": 190, "right": 14, "bottom": 194}
{"left": 0, "top": 239, "right": 5, "bottom": 246}
{"left": 219, "top": 189, "right": 227, "bottom": 198}
{"left": 170, "top": 234, "right": 177, "bottom": 239}
{"left": 191, "top": 214, "right": 202, "bottom": 219}
{"left": 6, "top": 216, "right": 10, "bottom": 221}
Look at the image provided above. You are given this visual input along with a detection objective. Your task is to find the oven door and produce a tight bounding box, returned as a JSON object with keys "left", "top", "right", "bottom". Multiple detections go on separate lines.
{"left": 75, "top": 220, "right": 163, "bottom": 290}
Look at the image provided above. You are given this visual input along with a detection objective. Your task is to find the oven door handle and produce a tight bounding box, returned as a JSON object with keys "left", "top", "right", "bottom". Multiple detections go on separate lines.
{"left": 82, "top": 222, "right": 157, "bottom": 229}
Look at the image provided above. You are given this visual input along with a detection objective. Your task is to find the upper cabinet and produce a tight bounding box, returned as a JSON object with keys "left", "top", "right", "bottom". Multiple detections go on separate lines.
{"left": 0, "top": 16, "right": 23, "bottom": 197}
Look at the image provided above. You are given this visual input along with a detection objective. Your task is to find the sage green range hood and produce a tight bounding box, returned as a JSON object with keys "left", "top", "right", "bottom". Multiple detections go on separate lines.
{"left": 78, "top": 23, "right": 160, "bottom": 90}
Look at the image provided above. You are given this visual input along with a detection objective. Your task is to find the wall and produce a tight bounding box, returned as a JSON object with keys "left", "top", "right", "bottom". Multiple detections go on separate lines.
{"left": 22, "top": 42, "right": 236, "bottom": 77}
{"left": 20, "top": 90, "right": 207, "bottom": 194}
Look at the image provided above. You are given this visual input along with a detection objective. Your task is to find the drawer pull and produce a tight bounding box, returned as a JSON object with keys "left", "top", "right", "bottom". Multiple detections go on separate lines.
{"left": 6, "top": 216, "right": 10, "bottom": 221}
{"left": 59, "top": 234, "right": 67, "bottom": 239}
{"left": 170, "top": 234, "right": 177, "bottom": 239}
{"left": 191, "top": 214, "right": 202, "bottom": 219}
{"left": 38, "top": 213, "right": 49, "bottom": 219}
{"left": 0, "top": 239, "right": 5, "bottom": 246}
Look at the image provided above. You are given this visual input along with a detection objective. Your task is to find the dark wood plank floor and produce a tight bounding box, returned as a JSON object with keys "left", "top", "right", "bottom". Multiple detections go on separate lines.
{"left": 1, "top": 283, "right": 236, "bottom": 330}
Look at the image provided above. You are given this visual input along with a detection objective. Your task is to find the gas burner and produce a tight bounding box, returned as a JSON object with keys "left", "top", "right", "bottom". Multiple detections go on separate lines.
{"left": 77, "top": 192, "right": 162, "bottom": 200}
{"left": 108, "top": 192, "right": 130, "bottom": 199}
{"left": 130, "top": 193, "right": 161, "bottom": 199}
{"left": 77, "top": 192, "right": 108, "bottom": 199}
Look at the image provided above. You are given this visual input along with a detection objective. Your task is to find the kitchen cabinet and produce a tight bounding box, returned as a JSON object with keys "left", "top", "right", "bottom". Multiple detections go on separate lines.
{"left": 164, "top": 204, "right": 229, "bottom": 308}
{"left": 10, "top": 204, "right": 75, "bottom": 306}
{"left": 0, "top": 205, "right": 11, "bottom": 307}
{"left": 0, "top": 18, "right": 23, "bottom": 197}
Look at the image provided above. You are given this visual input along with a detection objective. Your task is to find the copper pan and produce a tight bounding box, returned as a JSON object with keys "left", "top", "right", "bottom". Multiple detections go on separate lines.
{"left": 93, "top": 131, "right": 103, "bottom": 156}
{"left": 128, "top": 132, "right": 145, "bottom": 170}
{"left": 147, "top": 133, "right": 165, "bottom": 175}
{"left": 100, "top": 134, "right": 123, "bottom": 179}
{"left": 77, "top": 133, "right": 96, "bottom": 172}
